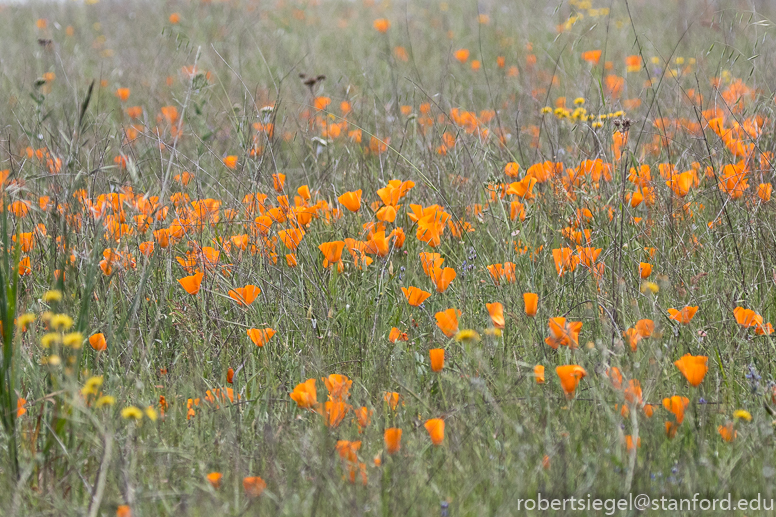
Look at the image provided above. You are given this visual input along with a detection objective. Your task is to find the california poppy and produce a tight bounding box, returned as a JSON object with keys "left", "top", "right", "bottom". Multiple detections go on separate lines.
{"left": 429, "top": 348, "right": 445, "bottom": 372}
{"left": 323, "top": 374, "right": 352, "bottom": 401}
{"left": 373, "top": 18, "right": 390, "bottom": 33}
{"left": 89, "top": 333, "right": 107, "bottom": 351}
{"left": 229, "top": 284, "right": 261, "bottom": 306}
{"left": 247, "top": 327, "right": 276, "bottom": 347}
{"left": 323, "top": 400, "right": 351, "bottom": 427}
{"left": 534, "top": 365, "right": 545, "bottom": 384}
{"left": 435, "top": 308, "right": 460, "bottom": 337}
{"left": 290, "top": 379, "right": 317, "bottom": 409}
{"left": 453, "top": 49, "right": 470, "bottom": 63}
{"left": 338, "top": 190, "right": 362, "bottom": 212}
{"left": 662, "top": 395, "right": 690, "bottom": 424}
{"left": 718, "top": 422, "right": 737, "bottom": 442}
{"left": 667, "top": 306, "right": 699, "bottom": 325}
{"left": 639, "top": 262, "right": 652, "bottom": 278}
{"left": 556, "top": 365, "right": 587, "bottom": 398}
{"left": 227, "top": 368, "right": 234, "bottom": 384}
{"left": 388, "top": 327, "right": 408, "bottom": 343}
{"left": 243, "top": 476, "right": 267, "bottom": 498}
{"left": 674, "top": 354, "right": 708, "bottom": 387}
{"left": 117, "top": 505, "right": 131, "bottom": 517}
{"left": 424, "top": 418, "right": 445, "bottom": 445}
{"left": 431, "top": 267, "right": 456, "bottom": 293}
{"left": 178, "top": 272, "right": 204, "bottom": 295}
{"left": 206, "top": 472, "right": 222, "bottom": 489}
{"left": 733, "top": 307, "right": 762, "bottom": 328}
{"left": 319, "top": 241, "right": 346, "bottom": 268}
{"left": 486, "top": 302, "right": 505, "bottom": 329}
{"left": 354, "top": 406, "right": 372, "bottom": 432}
{"left": 523, "top": 293, "right": 538, "bottom": 317}
{"left": 545, "top": 317, "right": 583, "bottom": 349}
{"left": 402, "top": 286, "right": 431, "bottom": 307}
{"left": 384, "top": 428, "right": 402, "bottom": 454}
{"left": 383, "top": 391, "right": 400, "bottom": 410}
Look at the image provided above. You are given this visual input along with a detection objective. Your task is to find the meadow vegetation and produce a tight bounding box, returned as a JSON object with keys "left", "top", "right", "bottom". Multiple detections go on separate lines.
{"left": 1, "top": 0, "right": 776, "bottom": 514}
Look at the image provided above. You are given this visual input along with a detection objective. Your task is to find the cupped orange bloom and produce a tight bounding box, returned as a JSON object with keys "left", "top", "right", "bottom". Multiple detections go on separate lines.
{"left": 16, "top": 398, "right": 26, "bottom": 417}
{"left": 454, "top": 49, "right": 470, "bottom": 63}
{"left": 116, "top": 504, "right": 131, "bottom": 517}
{"left": 674, "top": 354, "right": 708, "bottom": 387}
{"left": 523, "top": 293, "right": 538, "bottom": 317}
{"left": 639, "top": 262, "right": 652, "bottom": 278}
{"left": 243, "top": 476, "right": 267, "bottom": 498}
{"left": 383, "top": 391, "right": 400, "bottom": 410}
{"left": 431, "top": 267, "right": 456, "bottom": 293}
{"left": 486, "top": 302, "right": 505, "bottom": 329}
{"left": 733, "top": 307, "right": 763, "bottom": 328}
{"left": 227, "top": 368, "right": 234, "bottom": 384}
{"left": 247, "top": 327, "right": 276, "bottom": 347}
{"left": 718, "top": 422, "right": 737, "bottom": 442}
{"left": 424, "top": 418, "right": 445, "bottom": 445}
{"left": 89, "top": 333, "right": 107, "bottom": 351}
{"left": 323, "top": 400, "right": 351, "bottom": 427}
{"left": 401, "top": 286, "right": 432, "bottom": 307}
{"left": 278, "top": 228, "right": 305, "bottom": 251}
{"left": 290, "top": 379, "right": 317, "bottom": 409}
{"left": 545, "top": 317, "right": 583, "bottom": 349}
{"left": 388, "top": 327, "right": 408, "bottom": 343}
{"left": 323, "top": 374, "right": 352, "bottom": 401}
{"left": 556, "top": 365, "right": 587, "bottom": 398}
{"left": 373, "top": 18, "right": 390, "bottom": 32}
{"left": 229, "top": 284, "right": 261, "bottom": 306}
{"left": 115, "top": 88, "right": 130, "bottom": 102}
{"left": 429, "top": 348, "right": 445, "bottom": 372}
{"left": 178, "top": 272, "right": 204, "bottom": 295}
{"left": 338, "top": 190, "right": 362, "bottom": 212}
{"left": 354, "top": 406, "right": 372, "bottom": 432}
{"left": 435, "top": 308, "right": 460, "bottom": 337}
{"left": 635, "top": 319, "right": 655, "bottom": 338}
{"left": 319, "top": 241, "right": 346, "bottom": 268}
{"left": 581, "top": 50, "right": 602, "bottom": 64}
{"left": 667, "top": 306, "right": 698, "bottom": 325}
{"left": 534, "top": 365, "right": 545, "bottom": 384}
{"left": 223, "top": 155, "right": 238, "bottom": 169}
{"left": 384, "top": 428, "right": 402, "bottom": 454}
{"left": 662, "top": 395, "right": 690, "bottom": 424}
{"left": 207, "top": 472, "right": 222, "bottom": 489}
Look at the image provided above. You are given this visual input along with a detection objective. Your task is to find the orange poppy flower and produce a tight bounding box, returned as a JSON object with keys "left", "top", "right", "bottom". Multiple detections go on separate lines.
{"left": 674, "top": 354, "right": 708, "bottom": 387}
{"left": 338, "top": 190, "right": 362, "bottom": 212}
{"left": 429, "top": 348, "right": 445, "bottom": 372}
{"left": 733, "top": 307, "right": 763, "bottom": 328}
{"left": 607, "top": 367, "right": 623, "bottom": 390}
{"left": 272, "top": 173, "right": 285, "bottom": 192}
{"left": 388, "top": 327, "right": 408, "bottom": 343}
{"left": 115, "top": 88, "right": 130, "bottom": 102}
{"left": 383, "top": 391, "right": 400, "bottom": 410}
{"left": 89, "top": 333, "right": 107, "bottom": 351}
{"left": 523, "top": 293, "right": 538, "bottom": 317}
{"left": 665, "top": 421, "right": 679, "bottom": 439}
{"left": 319, "top": 241, "right": 346, "bottom": 268}
{"left": 139, "top": 241, "right": 154, "bottom": 257}
{"left": 229, "top": 284, "right": 261, "bottom": 306}
{"left": 635, "top": 319, "right": 655, "bottom": 338}
{"left": 424, "top": 418, "right": 445, "bottom": 446}
{"left": 278, "top": 228, "right": 305, "bottom": 251}
{"left": 243, "top": 476, "right": 267, "bottom": 498}
{"left": 454, "top": 49, "right": 470, "bottom": 63}
{"left": 247, "top": 328, "right": 275, "bottom": 347}
{"left": 16, "top": 398, "right": 27, "bottom": 418}
{"left": 431, "top": 267, "right": 456, "bottom": 293}
{"left": 555, "top": 365, "right": 587, "bottom": 398}
{"left": 435, "top": 308, "right": 460, "bottom": 337}
{"left": 290, "top": 379, "right": 317, "bottom": 409}
{"left": 623, "top": 380, "right": 643, "bottom": 406}
{"left": 178, "top": 272, "right": 204, "bottom": 295}
{"left": 206, "top": 472, "right": 222, "bottom": 489}
{"left": 227, "top": 368, "right": 234, "bottom": 384}
{"left": 354, "top": 406, "right": 372, "bottom": 432}
{"left": 323, "top": 400, "right": 351, "bottom": 427}
{"left": 545, "top": 317, "right": 583, "bottom": 349}
{"left": 667, "top": 306, "right": 698, "bottom": 324}
{"left": 662, "top": 396, "right": 690, "bottom": 424}
{"left": 534, "top": 365, "right": 545, "bottom": 384}
{"left": 384, "top": 428, "right": 402, "bottom": 454}
{"left": 116, "top": 505, "right": 131, "bottom": 517}
{"left": 401, "top": 286, "right": 432, "bottom": 307}
{"left": 486, "top": 302, "right": 505, "bottom": 329}
{"left": 373, "top": 18, "right": 390, "bottom": 32}
{"left": 718, "top": 422, "right": 737, "bottom": 442}
{"left": 223, "top": 155, "right": 238, "bottom": 169}
{"left": 323, "top": 374, "right": 352, "bottom": 402}
{"left": 552, "top": 247, "right": 578, "bottom": 276}
{"left": 581, "top": 49, "right": 602, "bottom": 65}
{"left": 625, "top": 436, "right": 641, "bottom": 452}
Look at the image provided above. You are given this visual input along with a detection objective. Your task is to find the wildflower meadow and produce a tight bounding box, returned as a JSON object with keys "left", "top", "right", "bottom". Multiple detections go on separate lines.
{"left": 1, "top": 0, "right": 776, "bottom": 514}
